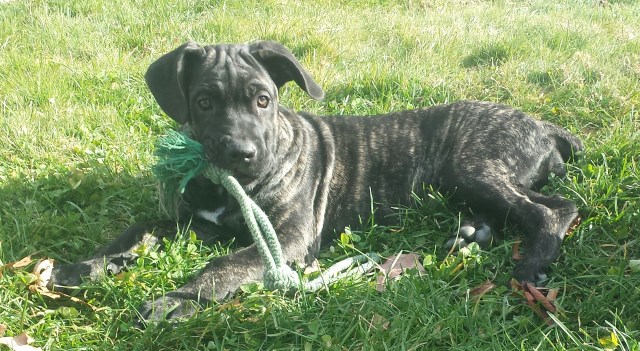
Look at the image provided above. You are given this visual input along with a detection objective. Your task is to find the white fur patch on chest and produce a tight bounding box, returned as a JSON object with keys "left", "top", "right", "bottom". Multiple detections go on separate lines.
{"left": 196, "top": 207, "right": 226, "bottom": 225}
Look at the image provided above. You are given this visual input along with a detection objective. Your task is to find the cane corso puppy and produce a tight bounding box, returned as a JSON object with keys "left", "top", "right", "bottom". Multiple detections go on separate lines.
{"left": 47, "top": 40, "right": 583, "bottom": 322}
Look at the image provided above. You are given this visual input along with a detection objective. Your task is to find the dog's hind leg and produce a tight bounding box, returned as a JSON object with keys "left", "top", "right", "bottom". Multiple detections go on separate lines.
{"left": 445, "top": 176, "right": 578, "bottom": 285}
{"left": 511, "top": 190, "right": 578, "bottom": 284}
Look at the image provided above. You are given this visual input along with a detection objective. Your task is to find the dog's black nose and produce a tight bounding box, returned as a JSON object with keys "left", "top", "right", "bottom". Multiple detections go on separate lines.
{"left": 227, "top": 144, "right": 257, "bottom": 162}
{"left": 221, "top": 136, "right": 257, "bottom": 163}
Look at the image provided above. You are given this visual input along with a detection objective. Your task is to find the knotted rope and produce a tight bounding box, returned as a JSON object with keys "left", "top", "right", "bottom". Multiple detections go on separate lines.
{"left": 153, "top": 130, "right": 379, "bottom": 291}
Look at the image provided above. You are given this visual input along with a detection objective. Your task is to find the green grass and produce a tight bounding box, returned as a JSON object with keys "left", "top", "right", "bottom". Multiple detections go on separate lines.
{"left": 1, "top": 0, "right": 639, "bottom": 349}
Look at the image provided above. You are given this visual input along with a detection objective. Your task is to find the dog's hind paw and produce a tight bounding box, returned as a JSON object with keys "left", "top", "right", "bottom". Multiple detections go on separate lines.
{"left": 445, "top": 223, "right": 493, "bottom": 250}
{"left": 513, "top": 262, "right": 550, "bottom": 287}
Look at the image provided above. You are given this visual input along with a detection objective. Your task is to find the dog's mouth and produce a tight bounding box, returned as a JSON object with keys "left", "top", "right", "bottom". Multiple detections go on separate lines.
{"left": 231, "top": 169, "right": 258, "bottom": 185}
{"left": 207, "top": 156, "right": 260, "bottom": 185}
{"left": 203, "top": 149, "right": 264, "bottom": 186}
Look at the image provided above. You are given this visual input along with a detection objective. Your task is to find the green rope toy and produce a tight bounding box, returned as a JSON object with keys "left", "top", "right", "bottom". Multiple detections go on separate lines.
{"left": 153, "top": 130, "right": 380, "bottom": 292}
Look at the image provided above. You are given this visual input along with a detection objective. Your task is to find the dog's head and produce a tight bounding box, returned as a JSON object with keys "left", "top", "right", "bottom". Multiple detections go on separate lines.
{"left": 145, "top": 41, "right": 324, "bottom": 185}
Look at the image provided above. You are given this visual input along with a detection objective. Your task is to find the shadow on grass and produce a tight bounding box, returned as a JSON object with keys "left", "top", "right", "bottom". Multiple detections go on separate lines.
{"left": 0, "top": 166, "right": 158, "bottom": 263}
{"left": 462, "top": 42, "right": 513, "bottom": 68}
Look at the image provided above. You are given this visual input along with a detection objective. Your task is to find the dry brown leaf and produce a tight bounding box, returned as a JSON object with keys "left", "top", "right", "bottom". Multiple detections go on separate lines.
{"left": 376, "top": 253, "right": 425, "bottom": 292}
{"left": 0, "top": 256, "right": 34, "bottom": 278}
{"left": 11, "top": 256, "right": 34, "bottom": 269}
{"left": 524, "top": 282, "right": 557, "bottom": 313}
{"left": 29, "top": 284, "right": 100, "bottom": 311}
{"left": 379, "top": 253, "right": 426, "bottom": 278}
{"left": 523, "top": 290, "right": 552, "bottom": 326}
{"left": 512, "top": 241, "right": 523, "bottom": 260}
{"left": 0, "top": 324, "right": 6, "bottom": 337}
{"left": 29, "top": 285, "right": 61, "bottom": 299}
{"left": 469, "top": 281, "right": 496, "bottom": 299}
{"left": 0, "top": 332, "right": 42, "bottom": 351}
{"left": 512, "top": 280, "right": 558, "bottom": 326}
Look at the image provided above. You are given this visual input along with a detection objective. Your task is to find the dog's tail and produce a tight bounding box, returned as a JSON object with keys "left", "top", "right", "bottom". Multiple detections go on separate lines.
{"left": 548, "top": 123, "right": 584, "bottom": 161}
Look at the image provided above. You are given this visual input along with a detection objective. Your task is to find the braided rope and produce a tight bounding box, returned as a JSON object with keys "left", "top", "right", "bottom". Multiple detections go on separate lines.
{"left": 154, "top": 130, "right": 380, "bottom": 291}
{"left": 203, "top": 166, "right": 300, "bottom": 290}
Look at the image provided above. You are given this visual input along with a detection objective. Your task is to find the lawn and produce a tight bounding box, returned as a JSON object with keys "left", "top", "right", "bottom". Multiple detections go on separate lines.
{"left": 1, "top": 0, "right": 639, "bottom": 350}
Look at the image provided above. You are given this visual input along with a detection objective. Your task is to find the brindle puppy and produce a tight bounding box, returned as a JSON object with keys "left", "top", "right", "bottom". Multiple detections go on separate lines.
{"left": 48, "top": 41, "right": 583, "bottom": 322}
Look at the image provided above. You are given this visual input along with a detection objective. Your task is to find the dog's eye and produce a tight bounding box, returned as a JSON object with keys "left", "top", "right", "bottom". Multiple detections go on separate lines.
{"left": 197, "top": 98, "right": 212, "bottom": 110}
{"left": 256, "top": 95, "right": 270, "bottom": 109}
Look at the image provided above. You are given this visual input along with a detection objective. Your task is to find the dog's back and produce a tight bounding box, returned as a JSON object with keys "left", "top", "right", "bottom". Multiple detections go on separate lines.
{"left": 300, "top": 101, "right": 582, "bottom": 270}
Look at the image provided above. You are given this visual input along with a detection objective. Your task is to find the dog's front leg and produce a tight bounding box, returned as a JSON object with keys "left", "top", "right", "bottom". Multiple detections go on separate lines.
{"left": 136, "top": 244, "right": 265, "bottom": 322}
{"left": 48, "top": 220, "right": 180, "bottom": 291}
{"left": 137, "top": 211, "right": 319, "bottom": 323}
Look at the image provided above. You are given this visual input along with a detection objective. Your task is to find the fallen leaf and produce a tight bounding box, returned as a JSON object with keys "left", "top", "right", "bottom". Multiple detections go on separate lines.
{"left": 513, "top": 281, "right": 558, "bottom": 326}
{"left": 469, "top": 281, "right": 496, "bottom": 299}
{"left": 522, "top": 290, "right": 552, "bottom": 326}
{"left": 0, "top": 332, "right": 42, "bottom": 351}
{"left": 0, "top": 256, "right": 34, "bottom": 278}
{"left": 29, "top": 285, "right": 99, "bottom": 311}
{"left": 379, "top": 253, "right": 426, "bottom": 278}
{"left": 11, "top": 256, "right": 33, "bottom": 269}
{"left": 524, "top": 282, "right": 556, "bottom": 313}
{"left": 512, "top": 241, "right": 523, "bottom": 260}
{"left": 0, "top": 324, "right": 6, "bottom": 337}
{"left": 376, "top": 252, "right": 425, "bottom": 292}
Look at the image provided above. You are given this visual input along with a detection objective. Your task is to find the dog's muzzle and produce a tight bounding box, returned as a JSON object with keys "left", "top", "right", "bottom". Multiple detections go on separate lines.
{"left": 220, "top": 135, "right": 257, "bottom": 164}
{"left": 204, "top": 135, "right": 260, "bottom": 184}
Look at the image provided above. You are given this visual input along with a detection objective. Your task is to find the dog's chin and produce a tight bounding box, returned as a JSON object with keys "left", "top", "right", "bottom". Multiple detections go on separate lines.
{"left": 231, "top": 163, "right": 268, "bottom": 187}
{"left": 205, "top": 158, "right": 256, "bottom": 185}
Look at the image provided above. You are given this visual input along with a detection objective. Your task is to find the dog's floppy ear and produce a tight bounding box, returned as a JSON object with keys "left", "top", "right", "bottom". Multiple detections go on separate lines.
{"left": 249, "top": 41, "right": 324, "bottom": 100}
{"left": 145, "top": 41, "right": 206, "bottom": 124}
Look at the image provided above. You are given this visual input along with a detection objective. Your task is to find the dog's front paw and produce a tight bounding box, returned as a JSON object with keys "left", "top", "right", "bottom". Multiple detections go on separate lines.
{"left": 49, "top": 259, "right": 127, "bottom": 292}
{"left": 136, "top": 295, "right": 201, "bottom": 327}
{"left": 445, "top": 223, "right": 493, "bottom": 250}
{"left": 48, "top": 262, "right": 92, "bottom": 290}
